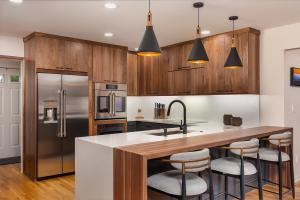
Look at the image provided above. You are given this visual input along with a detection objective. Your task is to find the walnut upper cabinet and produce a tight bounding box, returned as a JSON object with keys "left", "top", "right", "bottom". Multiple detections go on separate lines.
{"left": 127, "top": 53, "right": 138, "bottom": 96}
{"left": 64, "top": 40, "right": 92, "bottom": 72}
{"left": 34, "top": 36, "right": 91, "bottom": 72}
{"left": 93, "top": 45, "right": 127, "bottom": 83}
{"left": 165, "top": 27, "right": 260, "bottom": 95}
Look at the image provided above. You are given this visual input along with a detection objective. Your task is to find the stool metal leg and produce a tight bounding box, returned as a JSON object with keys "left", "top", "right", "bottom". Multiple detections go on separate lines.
{"left": 240, "top": 158, "right": 245, "bottom": 200}
{"left": 278, "top": 147, "right": 283, "bottom": 200}
{"left": 289, "top": 146, "right": 295, "bottom": 198}
{"left": 224, "top": 175, "right": 228, "bottom": 200}
{"left": 208, "top": 168, "right": 214, "bottom": 200}
{"left": 256, "top": 154, "right": 263, "bottom": 200}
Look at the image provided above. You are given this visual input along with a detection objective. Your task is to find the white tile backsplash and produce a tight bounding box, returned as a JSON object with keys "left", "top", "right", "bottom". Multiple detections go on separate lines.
{"left": 127, "top": 95, "right": 260, "bottom": 125}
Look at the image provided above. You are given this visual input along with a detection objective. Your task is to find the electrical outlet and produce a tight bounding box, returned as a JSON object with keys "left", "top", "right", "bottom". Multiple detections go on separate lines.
{"left": 291, "top": 104, "right": 295, "bottom": 113}
{"left": 296, "top": 155, "right": 298, "bottom": 164}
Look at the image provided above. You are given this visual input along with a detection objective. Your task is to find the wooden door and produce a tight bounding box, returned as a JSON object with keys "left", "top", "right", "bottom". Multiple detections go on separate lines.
{"left": 127, "top": 53, "right": 138, "bottom": 96}
{"left": 35, "top": 37, "right": 64, "bottom": 70}
{"left": 112, "top": 48, "right": 127, "bottom": 84}
{"left": 224, "top": 32, "right": 249, "bottom": 93}
{"left": 64, "top": 41, "right": 92, "bottom": 72}
{"left": 93, "top": 45, "right": 113, "bottom": 83}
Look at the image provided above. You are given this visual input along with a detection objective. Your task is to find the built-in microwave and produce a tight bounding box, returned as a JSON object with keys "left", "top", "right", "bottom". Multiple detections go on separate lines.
{"left": 94, "top": 83, "right": 127, "bottom": 120}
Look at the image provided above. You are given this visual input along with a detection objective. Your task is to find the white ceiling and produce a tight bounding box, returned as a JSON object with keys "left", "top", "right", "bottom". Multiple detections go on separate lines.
{"left": 1, "top": 0, "right": 300, "bottom": 50}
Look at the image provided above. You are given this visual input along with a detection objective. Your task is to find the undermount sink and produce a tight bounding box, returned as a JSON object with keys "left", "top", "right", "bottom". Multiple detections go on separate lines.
{"left": 149, "top": 130, "right": 201, "bottom": 136}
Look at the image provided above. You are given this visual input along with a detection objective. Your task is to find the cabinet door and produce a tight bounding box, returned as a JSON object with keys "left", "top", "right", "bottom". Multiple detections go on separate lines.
{"left": 127, "top": 53, "right": 138, "bottom": 96}
{"left": 112, "top": 48, "right": 127, "bottom": 84}
{"left": 173, "top": 69, "right": 192, "bottom": 95}
{"left": 191, "top": 67, "right": 209, "bottom": 94}
{"left": 158, "top": 50, "right": 169, "bottom": 95}
{"left": 93, "top": 45, "right": 113, "bottom": 83}
{"left": 64, "top": 41, "right": 92, "bottom": 72}
{"left": 35, "top": 37, "right": 64, "bottom": 70}
{"left": 180, "top": 43, "right": 193, "bottom": 69}
{"left": 138, "top": 56, "right": 159, "bottom": 96}
{"left": 224, "top": 32, "right": 249, "bottom": 93}
{"left": 209, "top": 35, "right": 228, "bottom": 93}
{"left": 168, "top": 46, "right": 181, "bottom": 71}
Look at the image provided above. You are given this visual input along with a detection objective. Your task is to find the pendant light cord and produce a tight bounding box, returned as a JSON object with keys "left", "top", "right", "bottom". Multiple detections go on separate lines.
{"left": 232, "top": 19, "right": 235, "bottom": 47}
{"left": 196, "top": 7, "right": 200, "bottom": 36}
{"left": 147, "top": 0, "right": 152, "bottom": 26}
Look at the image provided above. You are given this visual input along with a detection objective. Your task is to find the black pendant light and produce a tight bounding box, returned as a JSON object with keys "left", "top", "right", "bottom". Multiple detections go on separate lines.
{"left": 137, "top": 0, "right": 161, "bottom": 56}
{"left": 188, "top": 2, "right": 209, "bottom": 64}
{"left": 224, "top": 16, "right": 243, "bottom": 68}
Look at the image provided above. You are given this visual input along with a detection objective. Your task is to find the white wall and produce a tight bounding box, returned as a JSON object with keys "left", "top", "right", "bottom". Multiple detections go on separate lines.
{"left": 0, "top": 35, "right": 24, "bottom": 57}
{"left": 260, "top": 22, "right": 300, "bottom": 181}
{"left": 127, "top": 95, "right": 260, "bottom": 126}
{"left": 260, "top": 22, "right": 300, "bottom": 125}
{"left": 284, "top": 49, "right": 300, "bottom": 181}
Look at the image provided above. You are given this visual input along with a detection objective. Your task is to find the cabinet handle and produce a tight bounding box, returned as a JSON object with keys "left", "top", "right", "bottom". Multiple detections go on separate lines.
{"left": 56, "top": 67, "right": 63, "bottom": 69}
{"left": 104, "top": 80, "right": 111, "bottom": 82}
{"left": 112, "top": 80, "right": 118, "bottom": 83}
{"left": 64, "top": 67, "right": 72, "bottom": 70}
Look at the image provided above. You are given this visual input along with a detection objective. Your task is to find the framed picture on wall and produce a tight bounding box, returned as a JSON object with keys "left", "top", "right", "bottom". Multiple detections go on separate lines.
{"left": 290, "top": 67, "right": 300, "bottom": 86}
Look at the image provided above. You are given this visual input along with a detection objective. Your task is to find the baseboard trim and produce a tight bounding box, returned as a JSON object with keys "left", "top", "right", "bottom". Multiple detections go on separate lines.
{"left": 0, "top": 156, "right": 20, "bottom": 165}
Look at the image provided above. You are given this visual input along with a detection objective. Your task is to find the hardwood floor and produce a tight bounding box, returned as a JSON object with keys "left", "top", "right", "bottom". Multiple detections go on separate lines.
{"left": 0, "top": 163, "right": 299, "bottom": 200}
{"left": 0, "top": 164, "right": 74, "bottom": 200}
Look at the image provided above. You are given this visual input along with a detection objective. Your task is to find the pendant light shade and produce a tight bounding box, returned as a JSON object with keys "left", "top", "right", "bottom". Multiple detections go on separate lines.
{"left": 188, "top": 2, "right": 209, "bottom": 64}
{"left": 137, "top": 0, "right": 161, "bottom": 56}
{"left": 224, "top": 16, "right": 243, "bottom": 68}
{"left": 188, "top": 38, "right": 209, "bottom": 64}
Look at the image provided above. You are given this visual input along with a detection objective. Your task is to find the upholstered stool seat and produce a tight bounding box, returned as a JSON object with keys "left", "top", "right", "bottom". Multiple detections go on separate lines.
{"left": 246, "top": 147, "right": 290, "bottom": 162}
{"left": 211, "top": 157, "right": 257, "bottom": 176}
{"left": 147, "top": 148, "right": 214, "bottom": 200}
{"left": 148, "top": 170, "right": 207, "bottom": 196}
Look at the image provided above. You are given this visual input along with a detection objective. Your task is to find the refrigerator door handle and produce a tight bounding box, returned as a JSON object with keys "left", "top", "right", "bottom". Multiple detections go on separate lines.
{"left": 57, "top": 90, "right": 63, "bottom": 138}
{"left": 63, "top": 89, "right": 67, "bottom": 137}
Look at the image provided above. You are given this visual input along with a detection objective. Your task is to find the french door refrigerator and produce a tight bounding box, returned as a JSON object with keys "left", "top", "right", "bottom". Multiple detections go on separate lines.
{"left": 37, "top": 73, "right": 88, "bottom": 178}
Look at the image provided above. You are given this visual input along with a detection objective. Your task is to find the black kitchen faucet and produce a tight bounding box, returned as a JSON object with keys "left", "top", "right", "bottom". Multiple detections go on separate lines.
{"left": 167, "top": 100, "right": 187, "bottom": 134}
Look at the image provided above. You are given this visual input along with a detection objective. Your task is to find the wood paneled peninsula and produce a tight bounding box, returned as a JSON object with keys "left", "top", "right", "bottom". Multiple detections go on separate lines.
{"left": 75, "top": 124, "right": 292, "bottom": 200}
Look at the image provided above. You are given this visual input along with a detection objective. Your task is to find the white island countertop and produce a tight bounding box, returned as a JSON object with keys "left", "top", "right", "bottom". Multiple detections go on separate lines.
{"left": 77, "top": 122, "right": 260, "bottom": 148}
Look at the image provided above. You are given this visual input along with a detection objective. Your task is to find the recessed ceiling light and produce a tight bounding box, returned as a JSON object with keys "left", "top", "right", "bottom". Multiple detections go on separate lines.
{"left": 9, "top": 0, "right": 23, "bottom": 3}
{"left": 104, "top": 2, "right": 117, "bottom": 9}
{"left": 104, "top": 32, "right": 114, "bottom": 37}
{"left": 201, "top": 30, "right": 211, "bottom": 35}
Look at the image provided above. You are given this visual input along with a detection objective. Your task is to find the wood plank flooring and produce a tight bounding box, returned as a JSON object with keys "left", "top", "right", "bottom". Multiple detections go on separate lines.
{"left": 0, "top": 164, "right": 299, "bottom": 200}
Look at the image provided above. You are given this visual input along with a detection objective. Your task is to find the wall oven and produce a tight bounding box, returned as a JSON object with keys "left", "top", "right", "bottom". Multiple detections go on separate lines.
{"left": 94, "top": 83, "right": 127, "bottom": 120}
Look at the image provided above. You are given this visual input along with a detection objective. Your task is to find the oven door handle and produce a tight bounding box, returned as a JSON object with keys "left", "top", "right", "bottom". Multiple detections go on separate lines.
{"left": 112, "top": 92, "right": 116, "bottom": 116}
{"left": 109, "top": 92, "right": 113, "bottom": 116}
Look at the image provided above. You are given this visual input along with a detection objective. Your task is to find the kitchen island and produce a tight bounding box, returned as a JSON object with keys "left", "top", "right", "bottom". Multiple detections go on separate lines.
{"left": 75, "top": 124, "right": 292, "bottom": 200}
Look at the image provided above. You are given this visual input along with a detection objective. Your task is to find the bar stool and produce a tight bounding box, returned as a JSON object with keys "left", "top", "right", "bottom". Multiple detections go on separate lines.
{"left": 148, "top": 148, "right": 214, "bottom": 200}
{"left": 246, "top": 132, "right": 295, "bottom": 200}
{"left": 211, "top": 138, "right": 263, "bottom": 200}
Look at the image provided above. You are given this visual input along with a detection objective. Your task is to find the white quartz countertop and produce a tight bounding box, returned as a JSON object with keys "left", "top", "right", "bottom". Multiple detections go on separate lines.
{"left": 77, "top": 122, "right": 260, "bottom": 148}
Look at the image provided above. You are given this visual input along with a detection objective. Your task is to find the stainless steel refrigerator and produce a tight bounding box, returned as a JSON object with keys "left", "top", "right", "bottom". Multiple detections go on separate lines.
{"left": 37, "top": 73, "right": 88, "bottom": 178}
